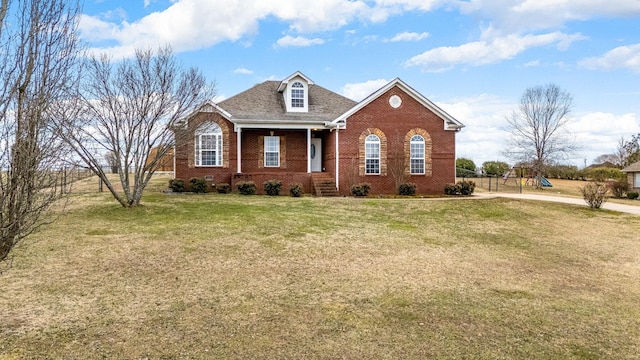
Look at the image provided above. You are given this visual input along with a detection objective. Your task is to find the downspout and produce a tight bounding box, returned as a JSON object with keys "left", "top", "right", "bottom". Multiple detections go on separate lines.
{"left": 307, "top": 128, "right": 311, "bottom": 173}
{"left": 335, "top": 128, "right": 339, "bottom": 191}
{"left": 237, "top": 127, "right": 242, "bottom": 173}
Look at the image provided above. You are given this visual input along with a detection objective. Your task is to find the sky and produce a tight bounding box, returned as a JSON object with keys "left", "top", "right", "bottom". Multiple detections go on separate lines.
{"left": 79, "top": 0, "right": 640, "bottom": 168}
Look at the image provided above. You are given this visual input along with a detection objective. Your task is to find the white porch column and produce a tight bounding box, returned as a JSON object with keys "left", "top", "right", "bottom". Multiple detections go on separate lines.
{"left": 335, "top": 128, "right": 339, "bottom": 190}
{"left": 236, "top": 128, "right": 242, "bottom": 173}
{"left": 307, "top": 128, "right": 312, "bottom": 173}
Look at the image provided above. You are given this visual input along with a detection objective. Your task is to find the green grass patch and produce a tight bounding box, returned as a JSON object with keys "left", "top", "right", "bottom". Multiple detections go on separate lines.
{"left": 2, "top": 181, "right": 640, "bottom": 359}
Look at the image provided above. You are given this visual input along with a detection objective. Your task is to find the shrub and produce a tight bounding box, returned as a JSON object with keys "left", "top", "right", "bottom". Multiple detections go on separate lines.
{"left": 236, "top": 181, "right": 257, "bottom": 195}
{"left": 216, "top": 183, "right": 231, "bottom": 194}
{"left": 627, "top": 192, "right": 639, "bottom": 200}
{"left": 189, "top": 178, "right": 208, "bottom": 193}
{"left": 264, "top": 179, "right": 282, "bottom": 196}
{"left": 444, "top": 183, "right": 461, "bottom": 195}
{"left": 168, "top": 178, "right": 185, "bottom": 193}
{"left": 398, "top": 183, "right": 417, "bottom": 196}
{"left": 581, "top": 182, "right": 608, "bottom": 209}
{"left": 609, "top": 180, "right": 628, "bottom": 198}
{"left": 584, "top": 167, "right": 625, "bottom": 182}
{"left": 350, "top": 183, "right": 371, "bottom": 197}
{"left": 459, "top": 180, "right": 476, "bottom": 195}
{"left": 289, "top": 183, "right": 304, "bottom": 197}
{"left": 444, "top": 181, "right": 476, "bottom": 196}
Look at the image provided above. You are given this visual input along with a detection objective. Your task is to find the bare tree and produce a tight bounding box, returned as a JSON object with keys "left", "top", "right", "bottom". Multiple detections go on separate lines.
{"left": 593, "top": 137, "right": 628, "bottom": 168}
{"left": 388, "top": 130, "right": 406, "bottom": 192}
{"left": 55, "top": 47, "right": 214, "bottom": 207}
{"left": 622, "top": 134, "right": 640, "bottom": 167}
{"left": 505, "top": 84, "right": 576, "bottom": 187}
{"left": 0, "top": 0, "right": 81, "bottom": 262}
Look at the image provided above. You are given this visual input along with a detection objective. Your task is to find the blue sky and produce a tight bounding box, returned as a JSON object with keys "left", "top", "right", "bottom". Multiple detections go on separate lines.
{"left": 79, "top": 0, "right": 640, "bottom": 167}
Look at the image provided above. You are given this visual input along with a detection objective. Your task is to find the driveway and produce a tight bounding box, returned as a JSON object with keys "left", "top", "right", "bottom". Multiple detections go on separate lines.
{"left": 475, "top": 192, "right": 640, "bottom": 216}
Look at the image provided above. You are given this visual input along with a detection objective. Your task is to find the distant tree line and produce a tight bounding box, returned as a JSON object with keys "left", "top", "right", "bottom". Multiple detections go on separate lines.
{"left": 457, "top": 157, "right": 626, "bottom": 182}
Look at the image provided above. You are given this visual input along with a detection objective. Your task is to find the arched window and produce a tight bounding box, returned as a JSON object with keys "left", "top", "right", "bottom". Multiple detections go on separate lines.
{"left": 410, "top": 135, "right": 425, "bottom": 174}
{"left": 195, "top": 122, "right": 222, "bottom": 166}
{"left": 365, "top": 134, "right": 380, "bottom": 174}
{"left": 291, "top": 82, "right": 304, "bottom": 108}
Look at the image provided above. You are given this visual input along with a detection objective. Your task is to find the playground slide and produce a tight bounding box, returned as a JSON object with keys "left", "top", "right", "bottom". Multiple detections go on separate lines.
{"left": 540, "top": 177, "right": 553, "bottom": 187}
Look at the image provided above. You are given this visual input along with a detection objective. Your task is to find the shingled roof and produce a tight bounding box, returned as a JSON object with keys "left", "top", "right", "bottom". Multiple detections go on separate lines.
{"left": 218, "top": 81, "right": 357, "bottom": 122}
{"left": 622, "top": 161, "right": 640, "bottom": 172}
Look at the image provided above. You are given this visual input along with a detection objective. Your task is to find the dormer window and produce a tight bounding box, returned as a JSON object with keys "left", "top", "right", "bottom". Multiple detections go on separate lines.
{"left": 291, "top": 82, "right": 304, "bottom": 108}
{"left": 278, "top": 72, "right": 313, "bottom": 113}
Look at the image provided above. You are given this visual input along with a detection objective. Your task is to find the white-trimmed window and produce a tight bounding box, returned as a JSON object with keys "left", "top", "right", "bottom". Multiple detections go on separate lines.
{"left": 410, "top": 135, "right": 425, "bottom": 174}
{"left": 291, "top": 82, "right": 304, "bottom": 108}
{"left": 634, "top": 173, "right": 640, "bottom": 188}
{"left": 264, "top": 136, "right": 280, "bottom": 167}
{"left": 365, "top": 134, "right": 380, "bottom": 174}
{"left": 195, "top": 122, "right": 222, "bottom": 166}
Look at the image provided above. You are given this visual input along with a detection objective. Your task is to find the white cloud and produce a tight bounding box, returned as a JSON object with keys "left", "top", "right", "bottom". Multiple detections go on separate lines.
{"left": 79, "top": 0, "right": 635, "bottom": 59}
{"left": 389, "top": 31, "right": 429, "bottom": 42}
{"left": 458, "top": 0, "right": 640, "bottom": 34}
{"left": 233, "top": 67, "right": 254, "bottom": 75}
{"left": 579, "top": 43, "right": 640, "bottom": 73}
{"left": 341, "top": 79, "right": 390, "bottom": 101}
{"left": 373, "top": 0, "right": 443, "bottom": 12}
{"left": 566, "top": 112, "right": 640, "bottom": 163}
{"left": 438, "top": 94, "right": 514, "bottom": 165}
{"left": 405, "top": 31, "right": 585, "bottom": 72}
{"left": 275, "top": 35, "right": 325, "bottom": 48}
{"left": 271, "top": 0, "right": 373, "bottom": 33}
{"left": 79, "top": 0, "right": 389, "bottom": 57}
{"left": 81, "top": 0, "right": 268, "bottom": 57}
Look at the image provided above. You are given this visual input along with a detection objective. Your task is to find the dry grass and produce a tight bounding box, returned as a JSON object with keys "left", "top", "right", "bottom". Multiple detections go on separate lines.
{"left": 472, "top": 177, "right": 640, "bottom": 205}
{"left": 2, "top": 175, "right": 640, "bottom": 359}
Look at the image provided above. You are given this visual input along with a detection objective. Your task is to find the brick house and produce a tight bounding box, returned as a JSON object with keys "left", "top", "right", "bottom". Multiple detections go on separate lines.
{"left": 173, "top": 71, "right": 464, "bottom": 195}
{"left": 622, "top": 161, "right": 640, "bottom": 191}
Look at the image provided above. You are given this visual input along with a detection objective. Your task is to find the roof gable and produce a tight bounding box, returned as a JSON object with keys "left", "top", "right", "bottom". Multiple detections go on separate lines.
{"left": 277, "top": 71, "right": 314, "bottom": 93}
{"left": 333, "top": 78, "right": 464, "bottom": 131}
{"left": 217, "top": 80, "right": 356, "bottom": 124}
{"left": 177, "top": 100, "right": 231, "bottom": 128}
{"left": 622, "top": 160, "right": 640, "bottom": 172}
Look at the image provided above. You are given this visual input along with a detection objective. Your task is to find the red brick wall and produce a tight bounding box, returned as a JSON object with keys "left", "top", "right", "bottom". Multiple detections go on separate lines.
{"left": 335, "top": 86, "right": 457, "bottom": 195}
{"left": 174, "top": 111, "right": 237, "bottom": 187}
{"left": 175, "top": 118, "right": 314, "bottom": 193}
{"left": 241, "top": 129, "right": 308, "bottom": 173}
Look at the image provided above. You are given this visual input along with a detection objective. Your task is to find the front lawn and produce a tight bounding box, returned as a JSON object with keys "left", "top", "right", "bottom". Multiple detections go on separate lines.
{"left": 2, "top": 179, "right": 639, "bottom": 359}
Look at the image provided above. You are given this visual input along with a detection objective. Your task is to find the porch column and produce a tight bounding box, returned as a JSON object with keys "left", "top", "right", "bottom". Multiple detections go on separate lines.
{"left": 335, "top": 129, "right": 339, "bottom": 190}
{"left": 237, "top": 128, "right": 242, "bottom": 173}
{"left": 307, "top": 128, "right": 311, "bottom": 173}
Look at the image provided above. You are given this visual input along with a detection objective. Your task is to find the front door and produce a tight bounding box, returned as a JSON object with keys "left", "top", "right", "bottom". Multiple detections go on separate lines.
{"left": 311, "top": 138, "right": 322, "bottom": 172}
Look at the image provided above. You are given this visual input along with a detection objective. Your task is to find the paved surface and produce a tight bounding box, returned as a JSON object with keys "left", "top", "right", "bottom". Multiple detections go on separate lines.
{"left": 475, "top": 192, "right": 640, "bottom": 216}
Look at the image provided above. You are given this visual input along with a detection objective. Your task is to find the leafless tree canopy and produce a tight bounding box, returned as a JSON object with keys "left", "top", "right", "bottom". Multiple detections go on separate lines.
{"left": 505, "top": 84, "right": 576, "bottom": 178}
{"left": 55, "top": 47, "right": 214, "bottom": 207}
{"left": 0, "top": 0, "right": 81, "bottom": 262}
